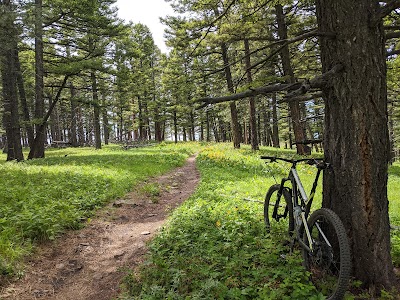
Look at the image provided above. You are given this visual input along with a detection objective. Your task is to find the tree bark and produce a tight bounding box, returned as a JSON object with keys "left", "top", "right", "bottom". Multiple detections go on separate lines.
{"left": 244, "top": 39, "right": 259, "bottom": 151}
{"left": 77, "top": 102, "right": 85, "bottom": 146}
{"left": 271, "top": 93, "right": 280, "bottom": 148}
{"left": 69, "top": 83, "right": 78, "bottom": 147}
{"left": 1, "top": 43, "right": 24, "bottom": 161}
{"left": 275, "top": 4, "right": 309, "bottom": 155}
{"left": 138, "top": 96, "right": 144, "bottom": 140}
{"left": 206, "top": 109, "right": 210, "bottom": 142}
{"left": 90, "top": 71, "right": 102, "bottom": 149}
{"left": 32, "top": 0, "right": 46, "bottom": 158}
{"left": 173, "top": 109, "right": 178, "bottom": 143}
{"left": 0, "top": 0, "right": 24, "bottom": 161}
{"left": 221, "top": 43, "right": 240, "bottom": 149}
{"left": 316, "top": 0, "right": 395, "bottom": 291}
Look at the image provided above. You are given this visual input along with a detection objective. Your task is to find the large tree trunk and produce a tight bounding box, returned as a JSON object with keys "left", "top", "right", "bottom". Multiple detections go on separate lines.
{"left": 0, "top": 0, "right": 24, "bottom": 161}
{"left": 1, "top": 42, "right": 24, "bottom": 161}
{"left": 316, "top": 0, "right": 395, "bottom": 291}
{"left": 31, "top": 0, "right": 46, "bottom": 158}
{"left": 244, "top": 39, "right": 259, "bottom": 151}
{"left": 275, "top": 4, "right": 309, "bottom": 155}
{"left": 221, "top": 43, "right": 240, "bottom": 149}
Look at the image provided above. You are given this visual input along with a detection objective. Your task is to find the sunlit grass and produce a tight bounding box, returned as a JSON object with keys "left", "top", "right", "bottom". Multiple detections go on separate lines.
{"left": 121, "top": 143, "right": 399, "bottom": 300}
{"left": 0, "top": 142, "right": 199, "bottom": 275}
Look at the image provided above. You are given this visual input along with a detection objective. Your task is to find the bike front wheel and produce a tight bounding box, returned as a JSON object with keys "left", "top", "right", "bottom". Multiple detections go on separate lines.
{"left": 302, "top": 208, "right": 351, "bottom": 300}
{"left": 264, "top": 184, "right": 294, "bottom": 234}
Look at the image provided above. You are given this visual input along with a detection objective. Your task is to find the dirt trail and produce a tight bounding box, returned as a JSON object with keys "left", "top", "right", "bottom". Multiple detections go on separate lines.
{"left": 1, "top": 155, "right": 200, "bottom": 300}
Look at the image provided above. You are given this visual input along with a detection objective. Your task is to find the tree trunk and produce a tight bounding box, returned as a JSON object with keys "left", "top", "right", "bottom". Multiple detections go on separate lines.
{"left": 49, "top": 94, "right": 58, "bottom": 142}
{"left": 206, "top": 109, "right": 210, "bottom": 142}
{"left": 28, "top": 75, "right": 69, "bottom": 159}
{"left": 77, "top": 103, "right": 85, "bottom": 146}
{"left": 221, "top": 43, "right": 240, "bottom": 149}
{"left": 32, "top": 0, "right": 45, "bottom": 158}
{"left": 271, "top": 93, "right": 280, "bottom": 148}
{"left": 1, "top": 42, "right": 24, "bottom": 161}
{"left": 154, "top": 106, "right": 162, "bottom": 142}
{"left": 0, "top": 0, "right": 24, "bottom": 161}
{"left": 275, "top": 4, "right": 309, "bottom": 155}
{"left": 69, "top": 83, "right": 78, "bottom": 146}
{"left": 182, "top": 127, "right": 187, "bottom": 142}
{"left": 138, "top": 96, "right": 144, "bottom": 140}
{"left": 212, "top": 113, "right": 220, "bottom": 142}
{"left": 190, "top": 110, "right": 195, "bottom": 141}
{"left": 90, "top": 71, "right": 102, "bottom": 149}
{"left": 316, "top": 0, "right": 395, "bottom": 291}
{"left": 244, "top": 39, "right": 259, "bottom": 151}
{"left": 262, "top": 104, "right": 268, "bottom": 146}
{"left": 173, "top": 109, "right": 178, "bottom": 143}
{"left": 143, "top": 96, "right": 150, "bottom": 140}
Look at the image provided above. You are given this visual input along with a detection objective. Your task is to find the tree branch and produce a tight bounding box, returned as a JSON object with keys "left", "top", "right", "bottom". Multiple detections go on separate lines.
{"left": 386, "top": 31, "right": 400, "bottom": 39}
{"left": 189, "top": 0, "right": 236, "bottom": 57}
{"left": 197, "top": 82, "right": 296, "bottom": 108}
{"left": 197, "top": 64, "right": 343, "bottom": 108}
{"left": 197, "top": 29, "right": 332, "bottom": 80}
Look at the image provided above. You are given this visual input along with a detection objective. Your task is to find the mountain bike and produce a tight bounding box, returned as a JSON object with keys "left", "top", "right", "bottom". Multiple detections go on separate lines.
{"left": 261, "top": 155, "right": 351, "bottom": 300}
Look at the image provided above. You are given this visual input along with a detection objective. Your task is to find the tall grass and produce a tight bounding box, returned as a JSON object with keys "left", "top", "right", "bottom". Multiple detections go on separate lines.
{"left": 0, "top": 142, "right": 198, "bottom": 276}
{"left": 121, "top": 143, "right": 399, "bottom": 300}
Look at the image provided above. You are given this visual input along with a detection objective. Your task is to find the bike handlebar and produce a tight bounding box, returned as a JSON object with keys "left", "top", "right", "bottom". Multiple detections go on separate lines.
{"left": 291, "top": 139, "right": 323, "bottom": 146}
{"left": 260, "top": 156, "right": 328, "bottom": 169}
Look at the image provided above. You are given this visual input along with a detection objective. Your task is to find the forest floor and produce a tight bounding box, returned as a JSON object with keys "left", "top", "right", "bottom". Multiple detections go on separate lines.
{"left": 0, "top": 155, "right": 200, "bottom": 300}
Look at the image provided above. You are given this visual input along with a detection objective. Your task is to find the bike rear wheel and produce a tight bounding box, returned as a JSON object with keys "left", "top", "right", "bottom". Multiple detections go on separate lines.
{"left": 302, "top": 208, "right": 351, "bottom": 300}
{"left": 264, "top": 184, "right": 294, "bottom": 234}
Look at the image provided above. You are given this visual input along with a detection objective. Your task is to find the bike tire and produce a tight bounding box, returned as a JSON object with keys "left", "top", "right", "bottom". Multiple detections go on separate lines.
{"left": 302, "top": 208, "right": 351, "bottom": 300}
{"left": 264, "top": 184, "right": 294, "bottom": 235}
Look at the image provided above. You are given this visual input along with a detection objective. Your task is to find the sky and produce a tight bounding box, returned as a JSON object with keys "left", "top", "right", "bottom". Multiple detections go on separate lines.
{"left": 115, "top": 0, "right": 176, "bottom": 53}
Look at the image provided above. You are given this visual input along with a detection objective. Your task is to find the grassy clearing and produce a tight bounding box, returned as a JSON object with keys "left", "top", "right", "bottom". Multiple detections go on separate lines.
{"left": 121, "top": 143, "right": 400, "bottom": 300}
{"left": 0, "top": 142, "right": 199, "bottom": 276}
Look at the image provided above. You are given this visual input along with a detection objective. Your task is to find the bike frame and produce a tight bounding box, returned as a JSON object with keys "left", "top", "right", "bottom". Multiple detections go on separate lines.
{"left": 279, "top": 161, "right": 324, "bottom": 252}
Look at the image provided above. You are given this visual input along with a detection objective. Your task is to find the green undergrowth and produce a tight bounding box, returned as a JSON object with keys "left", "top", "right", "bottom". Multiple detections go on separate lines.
{"left": 121, "top": 143, "right": 400, "bottom": 300}
{"left": 389, "top": 162, "right": 400, "bottom": 268}
{"left": 0, "top": 142, "right": 199, "bottom": 277}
